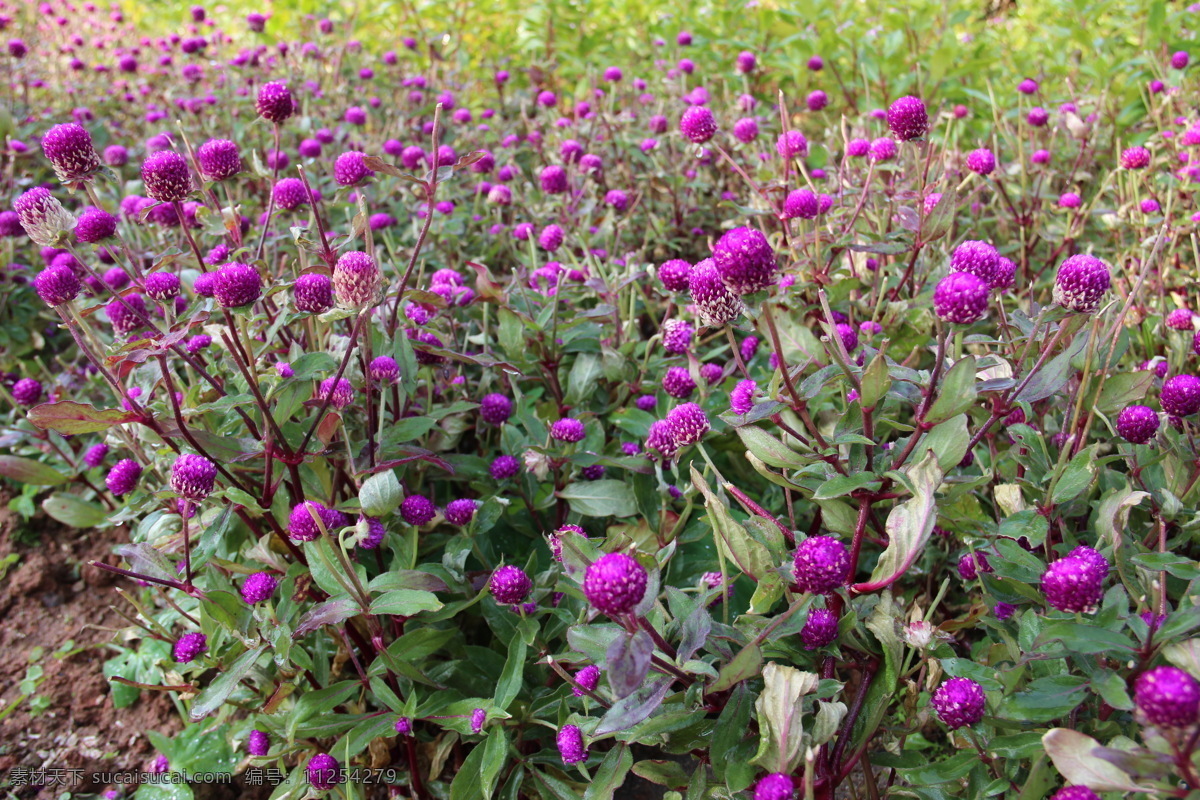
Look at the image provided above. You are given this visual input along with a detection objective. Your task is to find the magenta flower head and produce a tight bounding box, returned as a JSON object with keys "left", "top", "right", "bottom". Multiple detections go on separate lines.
{"left": 551, "top": 417, "right": 586, "bottom": 442}
{"left": 490, "top": 565, "right": 533, "bottom": 604}
{"left": 933, "top": 272, "right": 990, "bottom": 324}
{"left": 1135, "top": 665, "right": 1200, "bottom": 728}
{"left": 241, "top": 572, "right": 279, "bottom": 604}
{"left": 730, "top": 379, "right": 757, "bottom": 415}
{"left": 317, "top": 377, "right": 354, "bottom": 410}
{"left": 801, "top": 608, "right": 839, "bottom": 650}
{"left": 170, "top": 453, "right": 217, "bottom": 501}
{"left": 783, "top": 188, "right": 819, "bottom": 220}
{"left": 332, "top": 250, "right": 381, "bottom": 308}
{"left": 1119, "top": 146, "right": 1151, "bottom": 170}
{"left": 1049, "top": 788, "right": 1100, "bottom": 800}
{"left": 776, "top": 130, "right": 808, "bottom": 159}
{"left": 75, "top": 207, "right": 117, "bottom": 243}
{"left": 645, "top": 420, "right": 679, "bottom": 460}
{"left": 491, "top": 455, "right": 520, "bottom": 480}
{"left": 658, "top": 259, "right": 692, "bottom": 292}
{"left": 294, "top": 273, "right": 333, "bottom": 313}
{"left": 34, "top": 264, "right": 81, "bottom": 306}
{"left": 480, "top": 393, "right": 514, "bottom": 425}
{"left": 14, "top": 187, "right": 75, "bottom": 247}
{"left": 273, "top": 178, "right": 310, "bottom": 210}
{"left": 539, "top": 165, "right": 568, "bottom": 194}
{"left": 735, "top": 50, "right": 756, "bottom": 73}
{"left": 539, "top": 224, "right": 564, "bottom": 252}
{"left": 246, "top": 730, "right": 269, "bottom": 756}
{"left": 710, "top": 226, "right": 777, "bottom": 296}
{"left": 966, "top": 148, "right": 996, "bottom": 175}
{"left": 662, "top": 318, "right": 694, "bottom": 354}
{"left": 1041, "top": 555, "right": 1104, "bottom": 613}
{"left": 733, "top": 118, "right": 759, "bottom": 143}
{"left": 84, "top": 443, "right": 109, "bottom": 469}
{"left": 369, "top": 356, "right": 399, "bottom": 384}
{"left": 662, "top": 366, "right": 696, "bottom": 399}
{"left": 288, "top": 500, "right": 332, "bottom": 542}
{"left": 887, "top": 95, "right": 929, "bottom": 141}
{"left": 196, "top": 139, "right": 241, "bottom": 182}
{"left": 394, "top": 717, "right": 413, "bottom": 736}
{"left": 256, "top": 81, "right": 294, "bottom": 124}
{"left": 141, "top": 150, "right": 192, "bottom": 203}
{"left": 1053, "top": 254, "right": 1110, "bottom": 313}
{"left": 1068, "top": 545, "right": 1109, "bottom": 582}
{"left": 400, "top": 494, "right": 436, "bottom": 526}
{"left": 213, "top": 262, "right": 261, "bottom": 308}
{"left": 1161, "top": 375, "right": 1200, "bottom": 416}
{"left": 12, "top": 378, "right": 42, "bottom": 406}
{"left": 334, "top": 150, "right": 374, "bottom": 186}
{"left": 557, "top": 724, "right": 587, "bottom": 765}
{"left": 584, "top": 552, "right": 648, "bottom": 616}
{"left": 931, "top": 677, "right": 986, "bottom": 729}
{"left": 665, "top": 402, "right": 709, "bottom": 446}
{"left": 444, "top": 499, "right": 476, "bottom": 526}
{"left": 689, "top": 258, "right": 745, "bottom": 327}
{"left": 174, "top": 632, "right": 207, "bottom": 663}
{"left": 106, "top": 458, "right": 142, "bottom": 496}
{"left": 307, "top": 753, "right": 343, "bottom": 791}
{"left": 573, "top": 665, "right": 601, "bottom": 696}
{"left": 1172, "top": 50, "right": 1190, "bottom": 69}
{"left": 1116, "top": 405, "right": 1159, "bottom": 444}
{"left": 869, "top": 137, "right": 897, "bottom": 162}
{"left": 42, "top": 123, "right": 101, "bottom": 184}
{"left": 949, "top": 240, "right": 1001, "bottom": 286}
{"left": 754, "top": 773, "right": 795, "bottom": 800}
{"left": 957, "top": 551, "right": 992, "bottom": 581}
{"left": 793, "top": 536, "right": 850, "bottom": 594}
{"left": 679, "top": 106, "right": 717, "bottom": 144}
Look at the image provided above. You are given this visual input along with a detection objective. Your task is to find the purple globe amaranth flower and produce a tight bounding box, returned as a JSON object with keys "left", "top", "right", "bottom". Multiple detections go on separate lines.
{"left": 1059, "top": 192, "right": 1081, "bottom": 209}
{"left": 213, "top": 262, "right": 261, "bottom": 308}
{"left": 1172, "top": 50, "right": 1190, "bottom": 69}
{"left": 256, "top": 81, "right": 294, "bottom": 123}
{"left": 317, "top": 377, "right": 354, "bottom": 410}
{"left": 470, "top": 707, "right": 486, "bottom": 733}
{"left": 106, "top": 294, "right": 148, "bottom": 335}
{"left": 661, "top": 319, "right": 694, "bottom": 355}
{"left": 106, "top": 459, "right": 142, "bottom": 496}
{"left": 605, "top": 189, "right": 629, "bottom": 211}
{"left": 753, "top": 773, "right": 795, "bottom": 800}
{"left": 14, "top": 187, "right": 75, "bottom": 247}
{"left": 733, "top": 117, "right": 759, "bottom": 143}
{"left": 730, "top": 379, "right": 757, "bottom": 415}
{"left": 793, "top": 536, "right": 850, "bottom": 594}
{"left": 957, "top": 551, "right": 992, "bottom": 581}
{"left": 289, "top": 500, "right": 332, "bottom": 542}
{"left": 662, "top": 366, "right": 696, "bottom": 399}
{"left": 933, "top": 272, "right": 990, "bottom": 324}
{"left": 1119, "top": 146, "right": 1151, "bottom": 170}
{"left": 42, "top": 123, "right": 101, "bottom": 184}
{"left": 103, "top": 145, "right": 128, "bottom": 167}
{"left": 174, "top": 632, "right": 207, "bottom": 663}
{"left": 0, "top": 210, "right": 23, "bottom": 237}
{"left": 273, "top": 178, "right": 310, "bottom": 210}
{"left": 83, "top": 443, "right": 109, "bottom": 469}
{"left": 950, "top": 240, "right": 1002, "bottom": 287}
{"left": 801, "top": 608, "right": 839, "bottom": 649}
{"left": 34, "top": 264, "right": 81, "bottom": 306}
{"left": 807, "top": 90, "right": 828, "bottom": 111}
{"left": 584, "top": 552, "right": 647, "bottom": 616}
{"left": 557, "top": 724, "right": 587, "bottom": 765}
{"left": 539, "top": 224, "right": 564, "bottom": 252}
{"left": 294, "top": 273, "right": 333, "bottom": 313}
{"left": 445, "top": 499, "right": 477, "bottom": 526}
{"left": 869, "top": 137, "right": 897, "bottom": 162}
{"left": 736, "top": 50, "right": 756, "bottom": 73}
{"left": 145, "top": 272, "right": 181, "bottom": 302}
{"left": 241, "top": 572, "right": 279, "bottom": 604}
{"left": 539, "top": 165, "right": 568, "bottom": 194}
{"left": 551, "top": 418, "right": 586, "bottom": 443}
{"left": 1041, "top": 556, "right": 1104, "bottom": 613}
{"left": 887, "top": 95, "right": 929, "bottom": 141}
{"left": 400, "top": 494, "right": 436, "bottom": 525}
{"left": 369, "top": 356, "right": 399, "bottom": 384}
{"left": 573, "top": 665, "right": 601, "bottom": 697}
{"left": 1049, "top": 788, "right": 1100, "bottom": 800}
{"left": 11, "top": 378, "right": 42, "bottom": 406}
{"left": 332, "top": 250, "right": 381, "bottom": 308}
{"left": 658, "top": 259, "right": 692, "bottom": 292}
{"left": 357, "top": 517, "right": 386, "bottom": 549}
{"left": 931, "top": 677, "right": 986, "bottom": 729}
{"left": 689, "top": 258, "right": 745, "bottom": 327}
{"left": 170, "top": 453, "right": 217, "bottom": 501}
{"left": 993, "top": 602, "right": 1017, "bottom": 620}
{"left": 480, "top": 393, "right": 514, "bottom": 425}
{"left": 141, "top": 150, "right": 192, "bottom": 203}
{"left": 1028, "top": 107, "right": 1049, "bottom": 126}
{"left": 1135, "top": 665, "right": 1200, "bottom": 728}
{"left": 491, "top": 455, "right": 520, "bottom": 479}
{"left": 645, "top": 420, "right": 679, "bottom": 460}
{"left": 395, "top": 717, "right": 413, "bottom": 735}
{"left": 1068, "top": 545, "right": 1109, "bottom": 583}
{"left": 680, "top": 106, "right": 717, "bottom": 144}
{"left": 245, "top": 729, "right": 270, "bottom": 756}
{"left": 196, "top": 139, "right": 241, "bottom": 182}
{"left": 1161, "top": 375, "right": 1200, "bottom": 416}
{"left": 491, "top": 565, "right": 533, "bottom": 604}
{"left": 834, "top": 323, "right": 859, "bottom": 353}
{"left": 307, "top": 753, "right": 342, "bottom": 791}
{"left": 966, "top": 148, "right": 996, "bottom": 175}
{"left": 334, "top": 151, "right": 374, "bottom": 186}
{"left": 776, "top": 130, "right": 808, "bottom": 159}
{"left": 1053, "top": 254, "right": 1111, "bottom": 314}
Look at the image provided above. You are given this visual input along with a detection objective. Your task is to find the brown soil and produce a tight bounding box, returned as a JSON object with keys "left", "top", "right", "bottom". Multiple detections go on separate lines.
{"left": 0, "top": 501, "right": 182, "bottom": 798}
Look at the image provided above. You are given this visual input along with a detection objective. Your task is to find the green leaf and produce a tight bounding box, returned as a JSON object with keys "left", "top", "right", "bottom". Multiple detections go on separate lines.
{"left": 1090, "top": 670, "right": 1134, "bottom": 710}
{"left": 566, "top": 353, "right": 603, "bottom": 404}
{"left": 710, "top": 641, "right": 763, "bottom": 694}
{"left": 582, "top": 743, "right": 633, "bottom": 800}
{"left": 27, "top": 400, "right": 136, "bottom": 434}
{"left": 1000, "top": 676, "right": 1088, "bottom": 722}
{"left": 859, "top": 351, "right": 892, "bottom": 409}
{"left": 557, "top": 480, "right": 636, "bottom": 518}
{"left": 1042, "top": 729, "right": 1151, "bottom": 792}
{"left": 188, "top": 645, "right": 264, "bottom": 721}
{"left": 370, "top": 589, "right": 444, "bottom": 616}
{"left": 690, "top": 465, "right": 773, "bottom": 580}
{"left": 450, "top": 729, "right": 508, "bottom": 800}
{"left": 1052, "top": 445, "right": 1098, "bottom": 504}
{"left": 359, "top": 469, "right": 403, "bottom": 517}
{"left": 813, "top": 472, "right": 880, "bottom": 500}
{"left": 919, "top": 414, "right": 970, "bottom": 472}
{"left": 41, "top": 493, "right": 107, "bottom": 528}
{"left": 711, "top": 684, "right": 753, "bottom": 781}
{"left": 998, "top": 510, "right": 1049, "bottom": 548}
{"left": 1095, "top": 370, "right": 1154, "bottom": 414}
{"left": 736, "top": 426, "right": 808, "bottom": 469}
{"left": 925, "top": 355, "right": 976, "bottom": 424}
{"left": 494, "top": 635, "right": 526, "bottom": 711}
{"left": 897, "top": 752, "right": 977, "bottom": 784}
{"left": 481, "top": 729, "right": 509, "bottom": 799}
{"left": 854, "top": 450, "right": 942, "bottom": 592}
{"left": 1037, "top": 622, "right": 1137, "bottom": 655}
{"left": 0, "top": 455, "right": 67, "bottom": 486}
{"left": 594, "top": 678, "right": 673, "bottom": 735}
